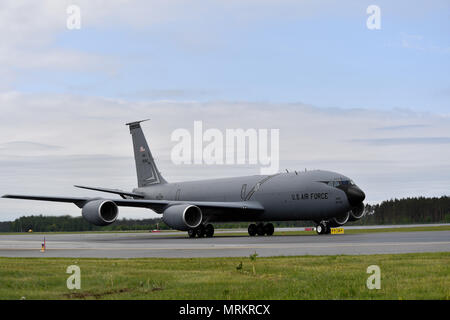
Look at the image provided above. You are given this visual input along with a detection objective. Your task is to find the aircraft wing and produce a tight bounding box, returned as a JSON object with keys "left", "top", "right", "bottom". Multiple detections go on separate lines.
{"left": 73, "top": 185, "right": 145, "bottom": 199}
{"left": 1, "top": 194, "right": 264, "bottom": 214}
{"left": 1, "top": 195, "right": 90, "bottom": 208}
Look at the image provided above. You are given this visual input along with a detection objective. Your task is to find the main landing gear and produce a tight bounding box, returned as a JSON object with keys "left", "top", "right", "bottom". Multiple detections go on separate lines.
{"left": 315, "top": 221, "right": 331, "bottom": 235}
{"left": 188, "top": 224, "right": 214, "bottom": 238}
{"left": 248, "top": 223, "right": 274, "bottom": 236}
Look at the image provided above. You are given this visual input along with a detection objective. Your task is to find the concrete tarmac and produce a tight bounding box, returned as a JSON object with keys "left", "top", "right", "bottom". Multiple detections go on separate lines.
{"left": 0, "top": 228, "right": 449, "bottom": 258}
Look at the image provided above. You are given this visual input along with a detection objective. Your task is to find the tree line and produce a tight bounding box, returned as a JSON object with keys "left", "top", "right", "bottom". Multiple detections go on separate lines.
{"left": 0, "top": 216, "right": 165, "bottom": 233}
{"left": 0, "top": 196, "right": 448, "bottom": 232}
{"left": 355, "top": 196, "right": 450, "bottom": 225}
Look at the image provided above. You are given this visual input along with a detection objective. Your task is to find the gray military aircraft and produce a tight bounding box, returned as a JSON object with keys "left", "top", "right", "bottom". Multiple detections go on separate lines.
{"left": 2, "top": 120, "right": 366, "bottom": 237}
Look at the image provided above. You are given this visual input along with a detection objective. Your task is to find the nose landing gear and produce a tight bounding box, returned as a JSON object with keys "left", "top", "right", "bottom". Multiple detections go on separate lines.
{"left": 316, "top": 221, "right": 331, "bottom": 235}
{"left": 248, "top": 223, "right": 274, "bottom": 236}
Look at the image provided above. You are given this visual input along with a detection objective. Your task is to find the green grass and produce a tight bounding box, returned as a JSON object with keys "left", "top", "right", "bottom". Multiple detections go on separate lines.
{"left": 0, "top": 253, "right": 449, "bottom": 300}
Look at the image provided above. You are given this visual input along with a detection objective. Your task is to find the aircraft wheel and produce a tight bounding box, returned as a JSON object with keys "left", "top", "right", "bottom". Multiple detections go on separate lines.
{"left": 205, "top": 224, "right": 214, "bottom": 237}
{"left": 316, "top": 222, "right": 327, "bottom": 235}
{"left": 264, "top": 223, "right": 274, "bottom": 236}
{"left": 197, "top": 225, "right": 206, "bottom": 238}
{"left": 188, "top": 229, "right": 196, "bottom": 238}
{"left": 256, "top": 223, "right": 265, "bottom": 236}
{"left": 248, "top": 224, "right": 257, "bottom": 236}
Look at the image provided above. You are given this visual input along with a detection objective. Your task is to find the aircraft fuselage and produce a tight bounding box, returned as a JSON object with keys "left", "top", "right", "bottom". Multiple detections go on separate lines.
{"left": 134, "top": 170, "right": 359, "bottom": 223}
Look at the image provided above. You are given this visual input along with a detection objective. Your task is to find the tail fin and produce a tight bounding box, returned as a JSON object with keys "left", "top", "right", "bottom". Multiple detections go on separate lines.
{"left": 126, "top": 119, "right": 167, "bottom": 187}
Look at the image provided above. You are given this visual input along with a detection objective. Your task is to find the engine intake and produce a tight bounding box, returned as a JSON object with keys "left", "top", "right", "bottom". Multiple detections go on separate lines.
{"left": 81, "top": 199, "right": 119, "bottom": 226}
{"left": 349, "top": 202, "right": 365, "bottom": 221}
{"left": 330, "top": 210, "right": 350, "bottom": 227}
{"left": 162, "top": 204, "right": 202, "bottom": 231}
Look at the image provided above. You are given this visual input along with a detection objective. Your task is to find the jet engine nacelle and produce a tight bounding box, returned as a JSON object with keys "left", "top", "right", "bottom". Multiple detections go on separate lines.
{"left": 348, "top": 202, "right": 365, "bottom": 221}
{"left": 162, "top": 204, "right": 203, "bottom": 231}
{"left": 329, "top": 210, "right": 350, "bottom": 227}
{"left": 81, "top": 199, "right": 119, "bottom": 226}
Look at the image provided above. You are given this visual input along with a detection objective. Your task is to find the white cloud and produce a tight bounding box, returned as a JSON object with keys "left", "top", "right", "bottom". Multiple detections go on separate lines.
{"left": 0, "top": 0, "right": 120, "bottom": 85}
{"left": 399, "top": 33, "right": 450, "bottom": 54}
{"left": 0, "top": 0, "right": 448, "bottom": 85}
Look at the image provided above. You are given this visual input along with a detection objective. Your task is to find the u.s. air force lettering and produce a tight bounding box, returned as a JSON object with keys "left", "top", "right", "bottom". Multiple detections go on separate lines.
{"left": 292, "top": 193, "right": 328, "bottom": 200}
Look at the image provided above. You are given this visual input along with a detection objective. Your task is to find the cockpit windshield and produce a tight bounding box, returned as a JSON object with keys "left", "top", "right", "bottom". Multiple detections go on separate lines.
{"left": 325, "top": 180, "right": 355, "bottom": 188}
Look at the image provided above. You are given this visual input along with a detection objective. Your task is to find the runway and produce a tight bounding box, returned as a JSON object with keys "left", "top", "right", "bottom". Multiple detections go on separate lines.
{"left": 0, "top": 228, "right": 449, "bottom": 258}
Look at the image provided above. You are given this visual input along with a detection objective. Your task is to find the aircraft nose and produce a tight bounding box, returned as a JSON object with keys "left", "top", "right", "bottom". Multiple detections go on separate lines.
{"left": 346, "top": 186, "right": 366, "bottom": 206}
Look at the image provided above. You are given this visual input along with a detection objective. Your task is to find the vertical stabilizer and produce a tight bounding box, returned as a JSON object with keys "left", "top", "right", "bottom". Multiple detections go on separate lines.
{"left": 126, "top": 120, "right": 167, "bottom": 187}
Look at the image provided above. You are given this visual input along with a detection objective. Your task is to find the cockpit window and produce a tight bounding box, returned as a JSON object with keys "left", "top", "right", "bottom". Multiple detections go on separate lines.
{"left": 325, "top": 180, "right": 355, "bottom": 187}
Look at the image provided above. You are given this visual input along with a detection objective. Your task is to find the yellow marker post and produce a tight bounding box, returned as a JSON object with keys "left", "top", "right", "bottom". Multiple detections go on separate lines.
{"left": 331, "top": 227, "right": 344, "bottom": 234}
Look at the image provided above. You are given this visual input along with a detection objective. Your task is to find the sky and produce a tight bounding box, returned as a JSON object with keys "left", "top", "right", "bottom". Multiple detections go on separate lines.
{"left": 0, "top": 0, "right": 449, "bottom": 220}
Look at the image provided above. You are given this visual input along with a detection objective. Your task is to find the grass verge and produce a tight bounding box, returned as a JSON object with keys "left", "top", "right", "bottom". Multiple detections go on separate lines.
{"left": 0, "top": 252, "right": 448, "bottom": 300}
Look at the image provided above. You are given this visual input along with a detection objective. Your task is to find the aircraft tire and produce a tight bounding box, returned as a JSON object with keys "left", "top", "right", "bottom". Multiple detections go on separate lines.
{"left": 197, "top": 225, "right": 206, "bottom": 238}
{"left": 316, "top": 222, "right": 327, "bottom": 235}
{"left": 256, "top": 223, "right": 265, "bottom": 236}
{"left": 205, "top": 224, "right": 214, "bottom": 237}
{"left": 248, "top": 224, "right": 257, "bottom": 236}
{"left": 264, "top": 223, "right": 274, "bottom": 236}
{"left": 188, "top": 229, "right": 196, "bottom": 238}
